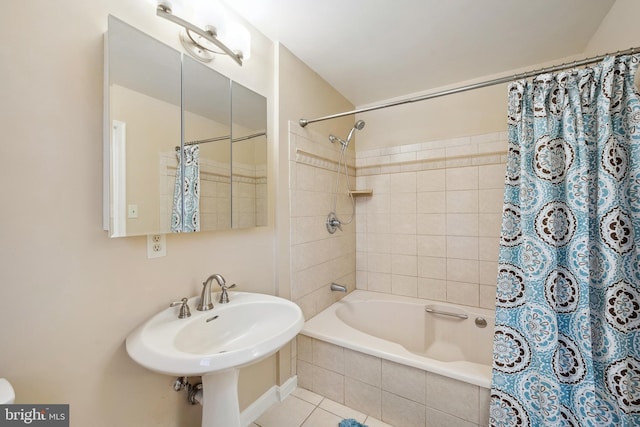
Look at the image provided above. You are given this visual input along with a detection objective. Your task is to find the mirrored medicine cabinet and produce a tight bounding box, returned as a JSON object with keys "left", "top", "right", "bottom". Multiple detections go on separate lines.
{"left": 103, "top": 15, "right": 267, "bottom": 238}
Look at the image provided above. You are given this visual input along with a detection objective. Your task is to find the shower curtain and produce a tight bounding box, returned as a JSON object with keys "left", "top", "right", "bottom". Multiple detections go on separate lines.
{"left": 490, "top": 54, "right": 640, "bottom": 426}
{"left": 171, "top": 145, "right": 200, "bottom": 232}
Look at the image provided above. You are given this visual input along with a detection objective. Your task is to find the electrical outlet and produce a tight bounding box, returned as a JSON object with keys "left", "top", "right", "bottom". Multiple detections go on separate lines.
{"left": 147, "top": 234, "right": 166, "bottom": 258}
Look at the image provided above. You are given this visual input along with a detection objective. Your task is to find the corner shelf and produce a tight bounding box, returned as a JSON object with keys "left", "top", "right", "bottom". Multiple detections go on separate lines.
{"left": 350, "top": 189, "right": 373, "bottom": 197}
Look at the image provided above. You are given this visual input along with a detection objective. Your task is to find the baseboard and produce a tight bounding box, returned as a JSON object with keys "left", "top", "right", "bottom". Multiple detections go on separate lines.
{"left": 240, "top": 376, "right": 298, "bottom": 427}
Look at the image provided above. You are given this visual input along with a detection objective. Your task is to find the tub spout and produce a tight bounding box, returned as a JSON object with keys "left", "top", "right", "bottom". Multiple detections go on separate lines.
{"left": 330, "top": 283, "right": 347, "bottom": 292}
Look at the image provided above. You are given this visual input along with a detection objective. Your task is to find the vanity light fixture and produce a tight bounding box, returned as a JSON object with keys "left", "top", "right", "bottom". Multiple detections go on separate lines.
{"left": 155, "top": 0, "right": 250, "bottom": 66}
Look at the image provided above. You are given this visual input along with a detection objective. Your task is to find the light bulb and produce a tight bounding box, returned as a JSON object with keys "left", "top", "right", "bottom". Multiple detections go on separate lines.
{"left": 219, "top": 21, "right": 251, "bottom": 61}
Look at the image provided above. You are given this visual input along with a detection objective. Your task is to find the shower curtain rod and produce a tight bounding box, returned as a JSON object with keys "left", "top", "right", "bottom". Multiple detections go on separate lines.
{"left": 183, "top": 131, "right": 266, "bottom": 146}
{"left": 298, "top": 46, "right": 640, "bottom": 128}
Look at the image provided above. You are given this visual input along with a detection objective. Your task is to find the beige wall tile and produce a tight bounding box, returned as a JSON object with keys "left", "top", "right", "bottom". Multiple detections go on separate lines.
{"left": 446, "top": 190, "right": 479, "bottom": 213}
{"left": 417, "top": 169, "right": 446, "bottom": 191}
{"left": 313, "top": 340, "right": 345, "bottom": 374}
{"left": 381, "top": 391, "right": 426, "bottom": 427}
{"left": 446, "top": 166, "right": 478, "bottom": 190}
{"left": 479, "top": 237, "right": 500, "bottom": 262}
{"left": 368, "top": 252, "right": 391, "bottom": 273}
{"left": 417, "top": 235, "right": 446, "bottom": 257}
{"left": 426, "top": 373, "right": 480, "bottom": 424}
{"left": 447, "top": 258, "right": 478, "bottom": 283}
{"left": 312, "top": 366, "right": 345, "bottom": 403}
{"left": 447, "top": 281, "right": 479, "bottom": 307}
{"left": 392, "top": 254, "right": 417, "bottom": 276}
{"left": 390, "top": 171, "right": 417, "bottom": 193}
{"left": 297, "top": 335, "right": 313, "bottom": 363}
{"left": 368, "top": 232, "right": 392, "bottom": 254}
{"left": 417, "top": 213, "right": 447, "bottom": 235}
{"left": 345, "top": 378, "right": 382, "bottom": 420}
{"left": 479, "top": 213, "right": 502, "bottom": 237}
{"left": 418, "top": 256, "right": 447, "bottom": 280}
{"left": 447, "top": 236, "right": 479, "bottom": 260}
{"left": 368, "top": 272, "right": 392, "bottom": 293}
{"left": 297, "top": 360, "right": 313, "bottom": 390}
{"left": 480, "top": 285, "right": 497, "bottom": 310}
{"left": 382, "top": 360, "right": 426, "bottom": 404}
{"left": 367, "top": 213, "right": 391, "bottom": 234}
{"left": 479, "top": 163, "right": 507, "bottom": 189}
{"left": 478, "top": 188, "right": 504, "bottom": 213}
{"left": 392, "top": 234, "right": 417, "bottom": 255}
{"left": 425, "top": 408, "right": 478, "bottom": 427}
{"left": 417, "top": 191, "right": 446, "bottom": 213}
{"left": 389, "top": 213, "right": 417, "bottom": 234}
{"left": 392, "top": 274, "right": 418, "bottom": 297}
{"left": 418, "top": 278, "right": 447, "bottom": 301}
{"left": 345, "top": 349, "right": 382, "bottom": 387}
{"left": 479, "top": 261, "right": 498, "bottom": 285}
{"left": 479, "top": 387, "right": 491, "bottom": 426}
{"left": 446, "top": 213, "right": 479, "bottom": 237}
{"left": 390, "top": 192, "right": 416, "bottom": 213}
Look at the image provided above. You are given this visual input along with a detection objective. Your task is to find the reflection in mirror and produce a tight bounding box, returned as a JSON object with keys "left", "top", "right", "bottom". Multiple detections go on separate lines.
{"left": 181, "top": 57, "right": 232, "bottom": 232}
{"left": 106, "top": 15, "right": 181, "bottom": 237}
{"left": 231, "top": 83, "right": 268, "bottom": 228}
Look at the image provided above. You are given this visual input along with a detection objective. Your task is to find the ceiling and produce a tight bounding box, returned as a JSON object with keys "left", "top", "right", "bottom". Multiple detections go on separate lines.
{"left": 225, "top": 0, "right": 616, "bottom": 106}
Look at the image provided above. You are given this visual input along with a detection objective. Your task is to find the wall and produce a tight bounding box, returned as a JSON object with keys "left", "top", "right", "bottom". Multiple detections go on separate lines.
{"left": 355, "top": 132, "right": 506, "bottom": 309}
{"left": 275, "top": 45, "right": 355, "bottom": 383}
{"left": 350, "top": 0, "right": 640, "bottom": 310}
{"left": 288, "top": 124, "right": 357, "bottom": 319}
{"left": 357, "top": 0, "right": 640, "bottom": 154}
{"left": 0, "top": 1, "right": 277, "bottom": 426}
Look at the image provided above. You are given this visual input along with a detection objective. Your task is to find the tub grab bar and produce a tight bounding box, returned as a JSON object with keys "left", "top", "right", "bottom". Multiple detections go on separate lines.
{"left": 425, "top": 307, "right": 468, "bottom": 319}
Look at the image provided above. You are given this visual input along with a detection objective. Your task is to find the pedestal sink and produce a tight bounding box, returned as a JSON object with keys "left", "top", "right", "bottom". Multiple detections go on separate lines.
{"left": 126, "top": 292, "right": 304, "bottom": 427}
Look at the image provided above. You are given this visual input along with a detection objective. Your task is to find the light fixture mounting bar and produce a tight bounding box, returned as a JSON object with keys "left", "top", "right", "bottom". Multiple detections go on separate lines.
{"left": 156, "top": 5, "right": 243, "bottom": 66}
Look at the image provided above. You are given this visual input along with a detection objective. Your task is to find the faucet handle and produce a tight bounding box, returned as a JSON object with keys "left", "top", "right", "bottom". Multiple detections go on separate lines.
{"left": 170, "top": 297, "right": 191, "bottom": 319}
{"left": 218, "top": 283, "right": 236, "bottom": 304}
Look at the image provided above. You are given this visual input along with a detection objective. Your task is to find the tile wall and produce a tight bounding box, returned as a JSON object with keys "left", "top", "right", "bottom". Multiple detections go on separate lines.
{"left": 355, "top": 132, "right": 508, "bottom": 309}
{"left": 289, "top": 125, "right": 357, "bottom": 320}
{"left": 296, "top": 336, "right": 491, "bottom": 427}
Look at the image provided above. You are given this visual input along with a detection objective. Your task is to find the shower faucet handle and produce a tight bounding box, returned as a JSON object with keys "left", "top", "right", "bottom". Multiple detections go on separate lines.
{"left": 326, "top": 212, "right": 342, "bottom": 234}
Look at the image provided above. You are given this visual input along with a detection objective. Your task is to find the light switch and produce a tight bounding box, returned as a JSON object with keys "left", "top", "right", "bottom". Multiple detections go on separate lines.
{"left": 127, "top": 204, "right": 138, "bottom": 218}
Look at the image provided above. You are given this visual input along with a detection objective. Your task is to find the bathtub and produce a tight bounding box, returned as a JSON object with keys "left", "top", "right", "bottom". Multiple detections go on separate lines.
{"left": 301, "top": 290, "right": 494, "bottom": 388}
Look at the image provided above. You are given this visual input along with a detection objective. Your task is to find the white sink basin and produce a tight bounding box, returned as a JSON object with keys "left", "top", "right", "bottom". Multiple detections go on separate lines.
{"left": 126, "top": 292, "right": 303, "bottom": 376}
{"left": 125, "top": 291, "right": 303, "bottom": 427}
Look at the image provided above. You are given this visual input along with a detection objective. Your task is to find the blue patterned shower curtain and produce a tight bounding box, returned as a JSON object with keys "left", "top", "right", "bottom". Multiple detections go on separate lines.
{"left": 171, "top": 145, "right": 200, "bottom": 232}
{"left": 490, "top": 54, "right": 640, "bottom": 426}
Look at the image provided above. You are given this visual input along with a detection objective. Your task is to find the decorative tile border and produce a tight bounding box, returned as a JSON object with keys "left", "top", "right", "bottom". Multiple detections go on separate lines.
{"left": 356, "top": 132, "right": 508, "bottom": 176}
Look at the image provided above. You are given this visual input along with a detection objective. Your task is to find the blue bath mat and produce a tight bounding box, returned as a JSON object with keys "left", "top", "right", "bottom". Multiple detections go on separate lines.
{"left": 339, "top": 419, "right": 367, "bottom": 427}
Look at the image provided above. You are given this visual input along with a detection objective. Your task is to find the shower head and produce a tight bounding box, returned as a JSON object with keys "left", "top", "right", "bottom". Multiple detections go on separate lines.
{"left": 345, "top": 120, "right": 366, "bottom": 146}
{"left": 329, "top": 120, "right": 366, "bottom": 148}
{"left": 328, "top": 134, "right": 346, "bottom": 146}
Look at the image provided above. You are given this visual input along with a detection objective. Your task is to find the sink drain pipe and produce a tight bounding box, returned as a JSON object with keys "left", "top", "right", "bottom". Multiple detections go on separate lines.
{"left": 173, "top": 376, "right": 203, "bottom": 405}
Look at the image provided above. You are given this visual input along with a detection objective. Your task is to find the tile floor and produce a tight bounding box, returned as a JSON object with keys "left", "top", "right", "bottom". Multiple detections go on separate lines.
{"left": 250, "top": 387, "right": 393, "bottom": 427}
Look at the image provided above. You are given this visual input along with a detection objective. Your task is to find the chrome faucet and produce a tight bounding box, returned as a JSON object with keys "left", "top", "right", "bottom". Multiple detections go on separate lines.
{"left": 330, "top": 282, "right": 347, "bottom": 292}
{"left": 169, "top": 297, "right": 191, "bottom": 318}
{"left": 197, "top": 274, "right": 226, "bottom": 311}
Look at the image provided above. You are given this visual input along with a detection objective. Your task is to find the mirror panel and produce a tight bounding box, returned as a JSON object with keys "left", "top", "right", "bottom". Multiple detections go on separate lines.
{"left": 104, "top": 16, "right": 267, "bottom": 237}
{"left": 106, "top": 15, "right": 181, "bottom": 237}
{"left": 182, "top": 57, "right": 232, "bottom": 232}
{"left": 231, "top": 83, "right": 268, "bottom": 228}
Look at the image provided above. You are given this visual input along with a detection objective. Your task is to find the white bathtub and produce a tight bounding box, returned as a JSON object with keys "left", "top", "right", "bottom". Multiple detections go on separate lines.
{"left": 301, "top": 290, "right": 494, "bottom": 388}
